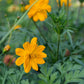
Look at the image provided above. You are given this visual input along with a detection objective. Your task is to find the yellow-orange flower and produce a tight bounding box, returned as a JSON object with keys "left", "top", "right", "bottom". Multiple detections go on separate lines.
{"left": 15, "top": 37, "right": 47, "bottom": 73}
{"left": 25, "top": 0, "right": 51, "bottom": 22}
{"left": 14, "top": 25, "right": 21, "bottom": 30}
{"left": 3, "top": 45, "right": 11, "bottom": 52}
{"left": 7, "top": 5, "right": 20, "bottom": 13}
{"left": 56, "top": 0, "right": 71, "bottom": 7}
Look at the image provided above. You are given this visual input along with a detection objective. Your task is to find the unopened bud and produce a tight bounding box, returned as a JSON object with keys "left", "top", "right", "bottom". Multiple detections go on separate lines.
{"left": 65, "top": 49, "right": 70, "bottom": 56}
{"left": 4, "top": 14, "right": 7, "bottom": 17}
{"left": 3, "top": 45, "right": 11, "bottom": 53}
{"left": 21, "top": 2, "right": 24, "bottom": 6}
{"left": 17, "top": 16, "right": 20, "bottom": 20}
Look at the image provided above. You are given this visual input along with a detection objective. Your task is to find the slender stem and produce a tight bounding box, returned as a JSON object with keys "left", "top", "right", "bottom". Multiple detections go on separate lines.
{"left": 76, "top": 3, "right": 82, "bottom": 25}
{"left": 57, "top": 34, "right": 60, "bottom": 60}
{"left": 32, "top": 20, "right": 54, "bottom": 54}
{"left": 67, "top": 0, "right": 69, "bottom": 24}
{"left": 17, "top": 70, "right": 24, "bottom": 84}
{"left": 0, "top": 53, "right": 3, "bottom": 57}
{"left": 0, "top": 0, "right": 39, "bottom": 45}
{"left": 58, "top": 0, "right": 61, "bottom": 10}
{"left": 2, "top": 72, "right": 7, "bottom": 84}
{"left": 32, "top": 20, "right": 47, "bottom": 42}
{"left": 8, "top": 32, "right": 12, "bottom": 44}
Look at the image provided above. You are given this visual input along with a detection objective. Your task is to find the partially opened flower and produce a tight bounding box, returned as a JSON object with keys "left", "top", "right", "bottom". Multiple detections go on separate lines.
{"left": 7, "top": 5, "right": 20, "bottom": 13}
{"left": 15, "top": 37, "right": 47, "bottom": 73}
{"left": 14, "top": 25, "right": 21, "bottom": 30}
{"left": 3, "top": 45, "right": 11, "bottom": 52}
{"left": 56, "top": 0, "right": 71, "bottom": 7}
{"left": 25, "top": 0, "right": 51, "bottom": 22}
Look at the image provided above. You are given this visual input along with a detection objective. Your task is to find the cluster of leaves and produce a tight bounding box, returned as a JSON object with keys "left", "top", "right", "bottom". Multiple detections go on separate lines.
{"left": 38, "top": 62, "right": 84, "bottom": 84}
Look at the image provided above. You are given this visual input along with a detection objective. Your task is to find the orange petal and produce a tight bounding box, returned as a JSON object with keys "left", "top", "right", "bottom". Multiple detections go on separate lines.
{"left": 31, "top": 37, "right": 37, "bottom": 44}
{"left": 30, "top": 37, "right": 37, "bottom": 53}
{"left": 24, "top": 56, "right": 31, "bottom": 73}
{"left": 33, "top": 14, "right": 39, "bottom": 22}
{"left": 34, "top": 45, "right": 45, "bottom": 53}
{"left": 38, "top": 12, "right": 45, "bottom": 21}
{"left": 23, "top": 42, "right": 30, "bottom": 51}
{"left": 35, "top": 52, "right": 47, "bottom": 58}
{"left": 46, "top": 5, "right": 51, "bottom": 12}
{"left": 25, "top": 5, "right": 30, "bottom": 10}
{"left": 31, "top": 60, "right": 38, "bottom": 71}
{"left": 15, "top": 57, "right": 24, "bottom": 66}
{"left": 34, "top": 58, "right": 45, "bottom": 64}
{"left": 15, "top": 48, "right": 25, "bottom": 57}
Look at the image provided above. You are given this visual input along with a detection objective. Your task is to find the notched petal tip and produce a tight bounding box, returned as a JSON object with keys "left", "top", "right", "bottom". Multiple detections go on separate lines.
{"left": 31, "top": 37, "right": 37, "bottom": 43}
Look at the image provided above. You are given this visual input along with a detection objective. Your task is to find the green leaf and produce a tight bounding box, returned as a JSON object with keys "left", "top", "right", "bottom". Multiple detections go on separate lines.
{"left": 21, "top": 80, "right": 29, "bottom": 84}
{"left": 50, "top": 72, "right": 57, "bottom": 84}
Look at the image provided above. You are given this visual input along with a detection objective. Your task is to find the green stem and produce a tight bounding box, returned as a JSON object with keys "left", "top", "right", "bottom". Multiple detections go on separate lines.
{"left": 32, "top": 20, "right": 54, "bottom": 54}
{"left": 57, "top": 34, "right": 60, "bottom": 60}
{"left": 32, "top": 20, "right": 47, "bottom": 42}
{"left": 67, "top": 0, "right": 69, "bottom": 24}
{"left": 76, "top": 3, "right": 82, "bottom": 25}
{"left": 2, "top": 72, "right": 8, "bottom": 84}
{"left": 17, "top": 70, "right": 24, "bottom": 84}
{"left": 0, "top": 0, "right": 39, "bottom": 45}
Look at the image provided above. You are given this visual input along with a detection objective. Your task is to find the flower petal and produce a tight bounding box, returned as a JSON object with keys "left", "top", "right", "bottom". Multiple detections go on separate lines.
{"left": 33, "top": 14, "right": 39, "bottom": 22}
{"left": 23, "top": 42, "right": 30, "bottom": 51}
{"left": 31, "top": 60, "right": 38, "bottom": 71}
{"left": 25, "top": 5, "right": 29, "bottom": 10}
{"left": 35, "top": 52, "right": 47, "bottom": 58}
{"left": 30, "top": 37, "right": 37, "bottom": 53}
{"left": 15, "top": 48, "right": 25, "bottom": 57}
{"left": 38, "top": 12, "right": 45, "bottom": 21}
{"left": 34, "top": 45, "right": 45, "bottom": 53}
{"left": 15, "top": 57, "right": 24, "bottom": 66}
{"left": 34, "top": 58, "right": 45, "bottom": 64}
{"left": 24, "top": 56, "right": 31, "bottom": 73}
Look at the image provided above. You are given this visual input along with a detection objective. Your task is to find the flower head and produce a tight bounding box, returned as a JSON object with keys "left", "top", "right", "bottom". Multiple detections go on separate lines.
{"left": 15, "top": 37, "right": 47, "bottom": 73}
{"left": 3, "top": 55, "right": 16, "bottom": 66}
{"left": 3, "top": 45, "right": 11, "bottom": 52}
{"left": 25, "top": 0, "right": 51, "bottom": 22}
{"left": 56, "top": 0, "right": 71, "bottom": 7}
{"left": 7, "top": 5, "right": 20, "bottom": 13}
{"left": 14, "top": 25, "right": 21, "bottom": 30}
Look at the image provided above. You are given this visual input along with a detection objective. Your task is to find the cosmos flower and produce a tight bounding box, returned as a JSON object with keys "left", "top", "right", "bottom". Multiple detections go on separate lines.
{"left": 56, "top": 0, "right": 71, "bottom": 7}
{"left": 15, "top": 37, "right": 47, "bottom": 73}
{"left": 25, "top": 0, "right": 51, "bottom": 21}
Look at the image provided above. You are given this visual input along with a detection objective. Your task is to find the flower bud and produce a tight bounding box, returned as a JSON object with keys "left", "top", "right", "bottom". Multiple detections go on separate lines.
{"left": 65, "top": 49, "right": 70, "bottom": 56}
{"left": 3, "top": 55, "right": 16, "bottom": 66}
{"left": 3, "top": 45, "right": 11, "bottom": 53}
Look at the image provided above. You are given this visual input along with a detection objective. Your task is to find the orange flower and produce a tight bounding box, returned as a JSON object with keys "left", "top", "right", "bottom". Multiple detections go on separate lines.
{"left": 25, "top": 0, "right": 51, "bottom": 22}
{"left": 15, "top": 37, "right": 47, "bottom": 73}
{"left": 3, "top": 45, "right": 11, "bottom": 52}
{"left": 14, "top": 25, "right": 21, "bottom": 30}
{"left": 56, "top": 0, "right": 71, "bottom": 7}
{"left": 3, "top": 55, "right": 16, "bottom": 66}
